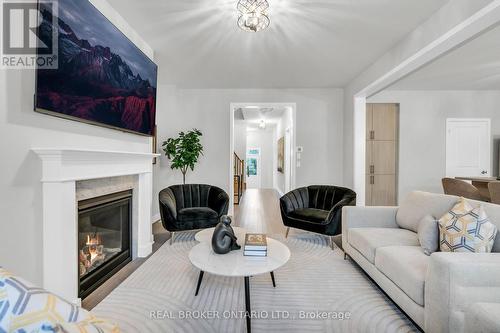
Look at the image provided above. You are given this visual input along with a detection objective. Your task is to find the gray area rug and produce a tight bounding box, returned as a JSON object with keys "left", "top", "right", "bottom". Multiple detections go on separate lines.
{"left": 92, "top": 232, "right": 419, "bottom": 333}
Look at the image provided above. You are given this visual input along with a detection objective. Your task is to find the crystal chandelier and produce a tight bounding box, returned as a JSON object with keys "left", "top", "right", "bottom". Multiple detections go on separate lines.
{"left": 237, "top": 0, "right": 270, "bottom": 32}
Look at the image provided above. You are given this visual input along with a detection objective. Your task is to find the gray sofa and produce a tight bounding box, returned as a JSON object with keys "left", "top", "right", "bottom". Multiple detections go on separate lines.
{"left": 342, "top": 191, "right": 500, "bottom": 332}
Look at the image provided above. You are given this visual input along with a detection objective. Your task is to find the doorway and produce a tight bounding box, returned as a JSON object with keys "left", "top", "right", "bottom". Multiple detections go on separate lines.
{"left": 229, "top": 103, "right": 297, "bottom": 215}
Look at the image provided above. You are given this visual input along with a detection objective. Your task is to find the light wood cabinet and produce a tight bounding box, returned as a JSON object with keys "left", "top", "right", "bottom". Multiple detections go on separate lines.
{"left": 372, "top": 103, "right": 398, "bottom": 141}
{"left": 366, "top": 104, "right": 373, "bottom": 140}
{"left": 366, "top": 103, "right": 399, "bottom": 206}
{"left": 372, "top": 141, "right": 396, "bottom": 175}
{"left": 366, "top": 175, "right": 373, "bottom": 205}
{"left": 370, "top": 175, "right": 397, "bottom": 206}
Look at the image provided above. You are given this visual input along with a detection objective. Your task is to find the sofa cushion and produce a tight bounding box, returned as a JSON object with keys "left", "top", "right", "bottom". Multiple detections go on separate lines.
{"left": 418, "top": 215, "right": 439, "bottom": 256}
{"left": 348, "top": 228, "right": 419, "bottom": 264}
{"left": 465, "top": 302, "right": 500, "bottom": 333}
{"left": 289, "top": 208, "right": 329, "bottom": 223}
{"left": 178, "top": 207, "right": 218, "bottom": 222}
{"left": 397, "top": 191, "right": 458, "bottom": 232}
{"left": 375, "top": 246, "right": 429, "bottom": 306}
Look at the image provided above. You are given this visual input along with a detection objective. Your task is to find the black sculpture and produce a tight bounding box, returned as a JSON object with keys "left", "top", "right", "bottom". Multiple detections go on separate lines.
{"left": 211, "top": 215, "right": 241, "bottom": 254}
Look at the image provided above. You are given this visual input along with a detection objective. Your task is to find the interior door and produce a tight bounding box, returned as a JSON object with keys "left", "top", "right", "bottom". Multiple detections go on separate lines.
{"left": 446, "top": 119, "right": 491, "bottom": 177}
{"left": 246, "top": 148, "right": 261, "bottom": 189}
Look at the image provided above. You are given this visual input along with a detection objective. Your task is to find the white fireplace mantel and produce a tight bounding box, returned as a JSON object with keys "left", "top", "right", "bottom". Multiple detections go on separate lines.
{"left": 33, "top": 148, "right": 160, "bottom": 304}
{"left": 33, "top": 148, "right": 160, "bottom": 182}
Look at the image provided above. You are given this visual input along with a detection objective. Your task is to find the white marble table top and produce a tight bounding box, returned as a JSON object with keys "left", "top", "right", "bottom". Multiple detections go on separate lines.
{"left": 189, "top": 237, "right": 290, "bottom": 277}
{"left": 194, "top": 226, "right": 247, "bottom": 244}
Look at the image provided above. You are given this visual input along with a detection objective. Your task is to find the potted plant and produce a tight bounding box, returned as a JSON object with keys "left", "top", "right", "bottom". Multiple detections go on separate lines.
{"left": 162, "top": 129, "right": 203, "bottom": 184}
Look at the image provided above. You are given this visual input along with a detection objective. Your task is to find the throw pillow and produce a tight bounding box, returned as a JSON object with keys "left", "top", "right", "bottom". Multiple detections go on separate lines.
{"left": 417, "top": 215, "right": 439, "bottom": 256}
{"left": 438, "top": 198, "right": 498, "bottom": 253}
{"left": 56, "top": 316, "right": 120, "bottom": 333}
{"left": 0, "top": 268, "right": 118, "bottom": 333}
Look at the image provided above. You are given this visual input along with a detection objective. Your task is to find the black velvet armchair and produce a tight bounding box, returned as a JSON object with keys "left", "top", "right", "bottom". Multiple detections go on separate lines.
{"left": 280, "top": 185, "right": 356, "bottom": 249}
{"left": 159, "top": 184, "right": 229, "bottom": 244}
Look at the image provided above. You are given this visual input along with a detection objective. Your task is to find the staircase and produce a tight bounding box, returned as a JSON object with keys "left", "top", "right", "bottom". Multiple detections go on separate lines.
{"left": 234, "top": 153, "right": 245, "bottom": 204}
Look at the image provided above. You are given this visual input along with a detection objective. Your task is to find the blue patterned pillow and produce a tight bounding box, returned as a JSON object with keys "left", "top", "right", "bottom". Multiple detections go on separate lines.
{"left": 0, "top": 268, "right": 118, "bottom": 333}
{"left": 439, "top": 199, "right": 498, "bottom": 253}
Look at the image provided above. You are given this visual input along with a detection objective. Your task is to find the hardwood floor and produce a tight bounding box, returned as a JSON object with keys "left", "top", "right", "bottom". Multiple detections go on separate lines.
{"left": 235, "top": 189, "right": 341, "bottom": 247}
{"left": 233, "top": 188, "right": 286, "bottom": 235}
{"left": 83, "top": 188, "right": 286, "bottom": 310}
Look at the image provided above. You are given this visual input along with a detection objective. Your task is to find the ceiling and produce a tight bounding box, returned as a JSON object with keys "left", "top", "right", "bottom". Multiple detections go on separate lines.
{"left": 389, "top": 23, "right": 500, "bottom": 90}
{"left": 237, "top": 106, "right": 286, "bottom": 130}
{"left": 240, "top": 106, "right": 285, "bottom": 122}
{"left": 108, "top": 0, "right": 447, "bottom": 89}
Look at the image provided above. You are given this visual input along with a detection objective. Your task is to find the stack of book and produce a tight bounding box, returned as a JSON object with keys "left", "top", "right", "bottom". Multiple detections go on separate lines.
{"left": 244, "top": 233, "right": 267, "bottom": 257}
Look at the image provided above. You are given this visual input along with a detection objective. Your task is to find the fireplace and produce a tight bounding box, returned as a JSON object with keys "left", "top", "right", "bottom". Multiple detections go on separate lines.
{"left": 78, "top": 190, "right": 132, "bottom": 299}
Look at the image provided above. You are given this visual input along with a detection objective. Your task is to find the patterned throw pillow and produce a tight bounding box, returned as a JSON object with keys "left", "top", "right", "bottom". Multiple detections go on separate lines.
{"left": 0, "top": 268, "right": 119, "bottom": 333}
{"left": 438, "top": 198, "right": 498, "bottom": 253}
{"left": 55, "top": 317, "right": 120, "bottom": 333}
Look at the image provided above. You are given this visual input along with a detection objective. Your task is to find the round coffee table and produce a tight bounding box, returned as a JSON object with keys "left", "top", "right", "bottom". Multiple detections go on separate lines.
{"left": 194, "top": 226, "right": 247, "bottom": 244}
{"left": 189, "top": 233, "right": 290, "bottom": 333}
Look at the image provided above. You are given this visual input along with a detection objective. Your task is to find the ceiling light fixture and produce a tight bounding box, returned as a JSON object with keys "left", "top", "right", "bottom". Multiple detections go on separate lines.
{"left": 259, "top": 119, "right": 266, "bottom": 129}
{"left": 237, "top": 0, "right": 270, "bottom": 33}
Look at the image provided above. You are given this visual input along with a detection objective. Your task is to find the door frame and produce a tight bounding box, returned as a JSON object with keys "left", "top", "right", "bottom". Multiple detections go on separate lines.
{"left": 229, "top": 103, "right": 297, "bottom": 216}
{"left": 445, "top": 118, "right": 492, "bottom": 177}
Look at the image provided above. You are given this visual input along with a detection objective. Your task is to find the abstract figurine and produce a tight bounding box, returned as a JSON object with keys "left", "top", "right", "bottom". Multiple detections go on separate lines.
{"left": 211, "top": 215, "right": 241, "bottom": 254}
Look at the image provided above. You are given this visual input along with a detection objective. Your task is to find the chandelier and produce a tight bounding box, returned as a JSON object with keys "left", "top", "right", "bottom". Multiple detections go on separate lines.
{"left": 237, "top": 0, "right": 270, "bottom": 32}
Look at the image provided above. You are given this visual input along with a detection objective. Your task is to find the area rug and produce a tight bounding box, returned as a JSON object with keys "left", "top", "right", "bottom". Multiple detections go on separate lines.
{"left": 92, "top": 232, "right": 419, "bottom": 333}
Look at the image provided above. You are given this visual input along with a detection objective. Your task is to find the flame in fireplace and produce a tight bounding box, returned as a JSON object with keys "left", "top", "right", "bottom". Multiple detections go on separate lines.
{"left": 86, "top": 233, "right": 101, "bottom": 246}
{"left": 85, "top": 234, "right": 102, "bottom": 266}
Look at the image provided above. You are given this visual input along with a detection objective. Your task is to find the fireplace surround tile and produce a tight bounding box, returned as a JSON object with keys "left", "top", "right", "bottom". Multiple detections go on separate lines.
{"left": 76, "top": 175, "right": 137, "bottom": 201}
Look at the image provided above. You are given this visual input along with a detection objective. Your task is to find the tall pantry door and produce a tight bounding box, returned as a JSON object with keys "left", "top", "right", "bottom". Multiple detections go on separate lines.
{"left": 366, "top": 103, "right": 399, "bottom": 206}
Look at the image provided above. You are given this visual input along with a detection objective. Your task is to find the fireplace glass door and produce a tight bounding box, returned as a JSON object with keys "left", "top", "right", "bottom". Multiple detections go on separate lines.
{"left": 78, "top": 190, "right": 132, "bottom": 299}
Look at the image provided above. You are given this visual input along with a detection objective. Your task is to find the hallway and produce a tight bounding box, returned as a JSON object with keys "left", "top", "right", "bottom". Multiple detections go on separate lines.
{"left": 233, "top": 189, "right": 286, "bottom": 236}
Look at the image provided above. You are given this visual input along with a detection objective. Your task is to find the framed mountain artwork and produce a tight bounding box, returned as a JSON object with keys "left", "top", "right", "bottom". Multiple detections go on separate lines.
{"left": 35, "top": 0, "right": 158, "bottom": 136}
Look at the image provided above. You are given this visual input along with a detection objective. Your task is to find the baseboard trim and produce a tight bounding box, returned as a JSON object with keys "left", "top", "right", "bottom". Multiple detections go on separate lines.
{"left": 275, "top": 188, "right": 284, "bottom": 197}
{"left": 137, "top": 242, "right": 153, "bottom": 258}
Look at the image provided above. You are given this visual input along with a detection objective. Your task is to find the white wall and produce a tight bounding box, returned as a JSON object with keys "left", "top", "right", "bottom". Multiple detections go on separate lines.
{"left": 153, "top": 88, "right": 344, "bottom": 216}
{"left": 343, "top": 0, "right": 495, "bottom": 188}
{"left": 247, "top": 129, "right": 275, "bottom": 188}
{"left": 0, "top": 0, "right": 154, "bottom": 285}
{"left": 234, "top": 120, "right": 247, "bottom": 161}
{"left": 368, "top": 90, "right": 500, "bottom": 201}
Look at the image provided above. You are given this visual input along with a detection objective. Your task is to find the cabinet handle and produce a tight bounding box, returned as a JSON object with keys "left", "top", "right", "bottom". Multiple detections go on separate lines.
{"left": 370, "top": 176, "right": 375, "bottom": 185}
{"left": 370, "top": 130, "right": 375, "bottom": 140}
{"left": 370, "top": 165, "right": 375, "bottom": 174}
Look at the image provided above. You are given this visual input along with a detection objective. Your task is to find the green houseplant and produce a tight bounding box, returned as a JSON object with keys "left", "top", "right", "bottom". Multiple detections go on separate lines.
{"left": 162, "top": 129, "right": 203, "bottom": 184}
